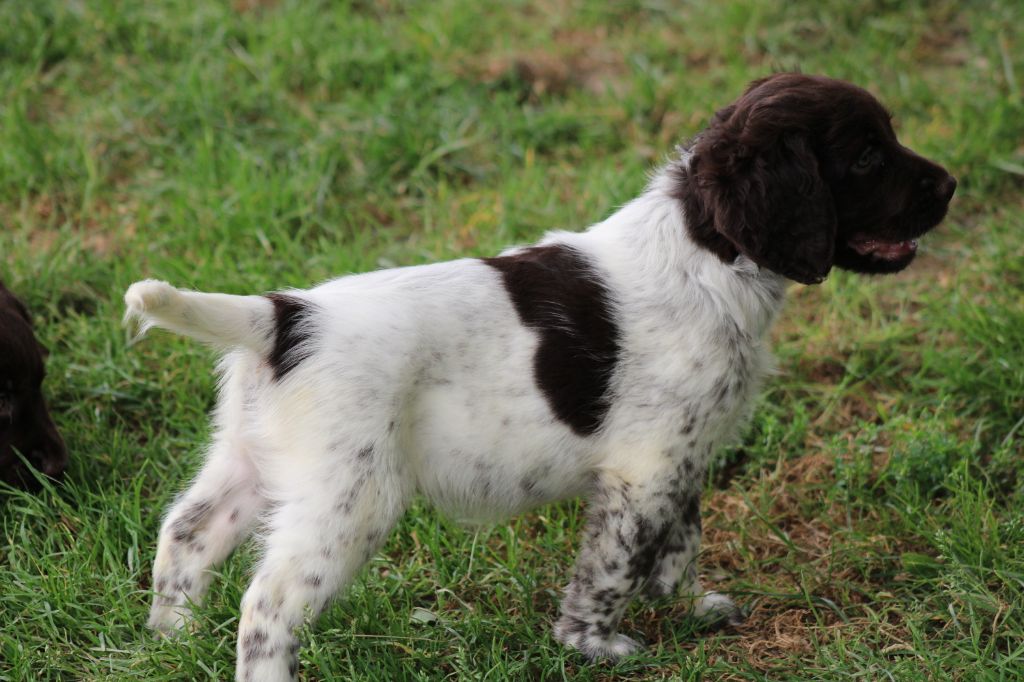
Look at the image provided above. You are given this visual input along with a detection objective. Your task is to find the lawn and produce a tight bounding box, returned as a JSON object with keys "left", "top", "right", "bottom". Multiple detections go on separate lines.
{"left": 1, "top": 0, "right": 1022, "bottom": 680}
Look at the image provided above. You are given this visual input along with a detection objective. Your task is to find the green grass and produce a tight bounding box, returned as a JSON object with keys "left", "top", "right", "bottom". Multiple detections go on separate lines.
{"left": 2, "top": 0, "right": 1023, "bottom": 679}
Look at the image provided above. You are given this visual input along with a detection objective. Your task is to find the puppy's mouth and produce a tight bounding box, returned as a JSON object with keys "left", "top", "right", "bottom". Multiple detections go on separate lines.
{"left": 846, "top": 236, "right": 918, "bottom": 261}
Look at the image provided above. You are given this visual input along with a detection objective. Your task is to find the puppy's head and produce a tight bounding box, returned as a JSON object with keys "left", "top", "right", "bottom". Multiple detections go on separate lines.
{"left": 679, "top": 73, "right": 956, "bottom": 284}
{"left": 0, "top": 283, "right": 67, "bottom": 490}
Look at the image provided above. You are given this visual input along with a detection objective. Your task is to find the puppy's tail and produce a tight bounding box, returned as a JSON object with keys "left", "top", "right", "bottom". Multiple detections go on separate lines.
{"left": 124, "top": 279, "right": 277, "bottom": 355}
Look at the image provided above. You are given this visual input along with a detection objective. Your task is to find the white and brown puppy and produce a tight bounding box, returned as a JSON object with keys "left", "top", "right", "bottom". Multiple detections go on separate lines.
{"left": 126, "top": 74, "right": 956, "bottom": 680}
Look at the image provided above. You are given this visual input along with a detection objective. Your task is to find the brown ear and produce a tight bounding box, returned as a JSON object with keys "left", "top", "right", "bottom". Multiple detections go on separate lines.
{"left": 0, "top": 285, "right": 34, "bottom": 327}
{"left": 12, "top": 296, "right": 32, "bottom": 326}
{"left": 695, "top": 131, "right": 836, "bottom": 284}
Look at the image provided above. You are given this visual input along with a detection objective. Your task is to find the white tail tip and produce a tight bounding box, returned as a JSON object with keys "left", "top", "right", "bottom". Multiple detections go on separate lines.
{"left": 123, "top": 279, "right": 276, "bottom": 353}
{"left": 125, "top": 279, "right": 181, "bottom": 316}
{"left": 124, "top": 279, "right": 183, "bottom": 343}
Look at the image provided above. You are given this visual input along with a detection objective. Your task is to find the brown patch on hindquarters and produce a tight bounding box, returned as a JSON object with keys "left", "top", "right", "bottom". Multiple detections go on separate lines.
{"left": 265, "top": 293, "right": 317, "bottom": 380}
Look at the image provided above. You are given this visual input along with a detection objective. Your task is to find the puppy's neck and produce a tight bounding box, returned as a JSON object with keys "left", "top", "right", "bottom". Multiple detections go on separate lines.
{"left": 665, "top": 148, "right": 742, "bottom": 266}
{"left": 580, "top": 163, "right": 787, "bottom": 340}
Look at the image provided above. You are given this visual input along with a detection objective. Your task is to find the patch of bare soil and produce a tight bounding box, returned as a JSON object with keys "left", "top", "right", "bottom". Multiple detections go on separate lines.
{"left": 659, "top": 451, "right": 923, "bottom": 675}
{"left": 3, "top": 193, "right": 138, "bottom": 259}
{"left": 232, "top": 0, "right": 278, "bottom": 14}
{"left": 463, "top": 27, "right": 628, "bottom": 103}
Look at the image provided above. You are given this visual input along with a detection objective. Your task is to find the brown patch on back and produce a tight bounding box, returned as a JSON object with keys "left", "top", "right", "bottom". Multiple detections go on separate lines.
{"left": 484, "top": 244, "right": 620, "bottom": 436}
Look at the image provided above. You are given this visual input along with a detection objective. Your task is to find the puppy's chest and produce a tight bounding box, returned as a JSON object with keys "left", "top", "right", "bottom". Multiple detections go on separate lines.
{"left": 615, "top": 313, "right": 774, "bottom": 447}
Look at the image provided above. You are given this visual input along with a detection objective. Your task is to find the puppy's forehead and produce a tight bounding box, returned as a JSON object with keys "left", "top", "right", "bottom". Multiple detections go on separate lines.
{"left": 833, "top": 95, "right": 897, "bottom": 148}
{"left": 741, "top": 74, "right": 896, "bottom": 142}
{"left": 745, "top": 73, "right": 875, "bottom": 103}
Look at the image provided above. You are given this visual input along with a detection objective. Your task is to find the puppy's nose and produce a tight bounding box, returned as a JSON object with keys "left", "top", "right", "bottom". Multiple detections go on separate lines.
{"left": 32, "top": 450, "right": 67, "bottom": 479}
{"left": 937, "top": 175, "right": 957, "bottom": 202}
{"left": 42, "top": 459, "right": 66, "bottom": 478}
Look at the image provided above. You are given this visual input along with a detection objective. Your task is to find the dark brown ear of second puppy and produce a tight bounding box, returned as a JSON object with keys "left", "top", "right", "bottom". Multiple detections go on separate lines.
{"left": 0, "top": 282, "right": 68, "bottom": 490}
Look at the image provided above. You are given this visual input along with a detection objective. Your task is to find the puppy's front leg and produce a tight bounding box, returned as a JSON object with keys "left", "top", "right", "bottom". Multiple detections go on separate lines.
{"left": 643, "top": 500, "right": 744, "bottom": 627}
{"left": 554, "top": 470, "right": 678, "bottom": 660}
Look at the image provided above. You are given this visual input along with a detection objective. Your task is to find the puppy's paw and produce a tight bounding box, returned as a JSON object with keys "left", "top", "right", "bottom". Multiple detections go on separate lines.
{"left": 554, "top": 616, "right": 643, "bottom": 660}
{"left": 147, "top": 602, "right": 193, "bottom": 637}
{"left": 692, "top": 590, "right": 745, "bottom": 628}
{"left": 594, "top": 633, "right": 643, "bottom": 660}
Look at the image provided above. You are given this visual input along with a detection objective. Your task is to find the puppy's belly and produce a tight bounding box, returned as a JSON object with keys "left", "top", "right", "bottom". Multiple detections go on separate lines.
{"left": 404, "top": 386, "right": 596, "bottom": 522}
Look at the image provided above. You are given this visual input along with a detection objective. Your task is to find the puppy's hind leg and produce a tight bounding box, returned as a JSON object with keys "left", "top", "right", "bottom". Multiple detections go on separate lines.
{"left": 149, "top": 354, "right": 267, "bottom": 635}
{"left": 149, "top": 433, "right": 265, "bottom": 634}
{"left": 235, "top": 441, "right": 409, "bottom": 682}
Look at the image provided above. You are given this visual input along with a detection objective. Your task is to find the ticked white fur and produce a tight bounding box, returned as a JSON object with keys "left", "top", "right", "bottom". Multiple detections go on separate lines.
{"left": 126, "top": 164, "right": 786, "bottom": 680}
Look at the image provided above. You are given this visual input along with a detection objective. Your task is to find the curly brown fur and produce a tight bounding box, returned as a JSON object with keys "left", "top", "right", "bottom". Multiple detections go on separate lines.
{"left": 0, "top": 282, "right": 67, "bottom": 490}
{"left": 674, "top": 73, "right": 956, "bottom": 284}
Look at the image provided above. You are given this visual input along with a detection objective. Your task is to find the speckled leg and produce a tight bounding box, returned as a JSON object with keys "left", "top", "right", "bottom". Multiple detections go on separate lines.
{"left": 642, "top": 492, "right": 702, "bottom": 599}
{"left": 643, "top": 492, "right": 744, "bottom": 627}
{"left": 235, "top": 450, "right": 406, "bottom": 682}
{"left": 554, "top": 472, "right": 680, "bottom": 660}
{"left": 149, "top": 437, "right": 264, "bottom": 634}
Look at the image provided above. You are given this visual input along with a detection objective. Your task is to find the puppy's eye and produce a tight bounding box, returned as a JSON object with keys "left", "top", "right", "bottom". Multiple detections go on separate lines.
{"left": 852, "top": 146, "right": 876, "bottom": 174}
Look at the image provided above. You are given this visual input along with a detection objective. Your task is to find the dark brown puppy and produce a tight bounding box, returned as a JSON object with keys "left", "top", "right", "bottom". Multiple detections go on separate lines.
{"left": 0, "top": 282, "right": 67, "bottom": 489}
